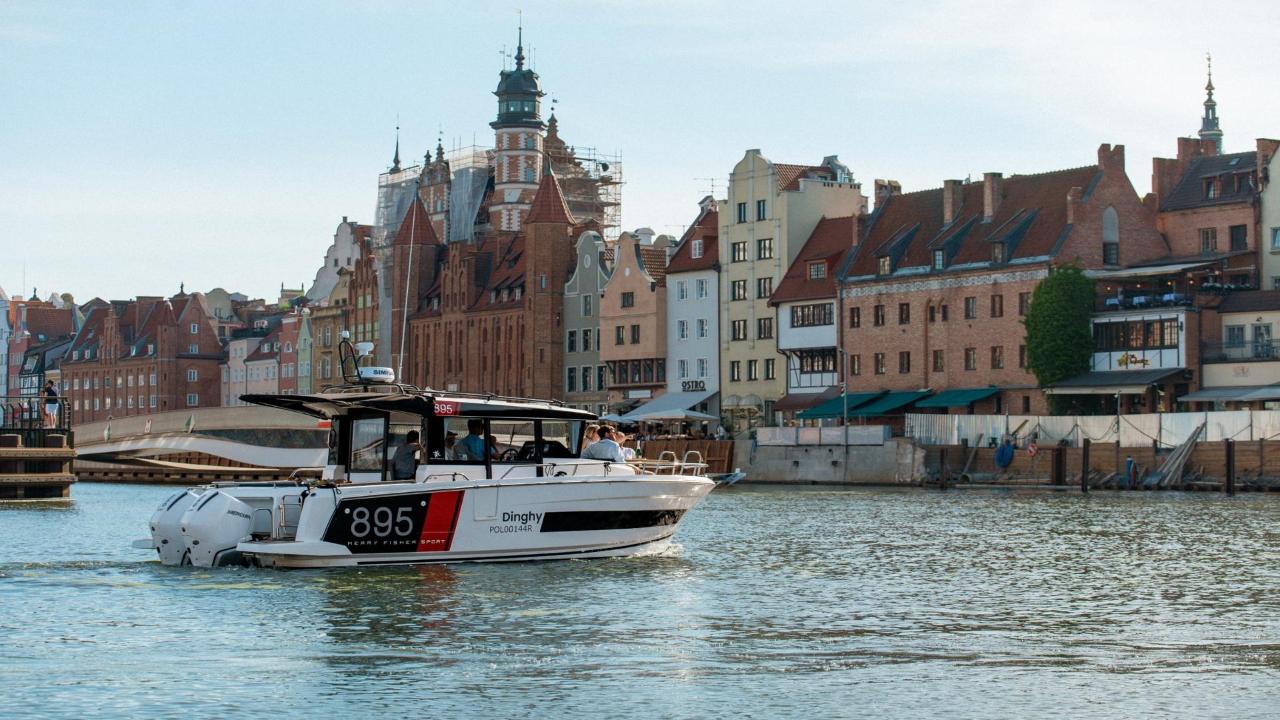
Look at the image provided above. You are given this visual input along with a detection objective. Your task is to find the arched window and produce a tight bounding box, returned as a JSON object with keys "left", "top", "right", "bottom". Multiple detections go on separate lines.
{"left": 1102, "top": 207, "right": 1119, "bottom": 265}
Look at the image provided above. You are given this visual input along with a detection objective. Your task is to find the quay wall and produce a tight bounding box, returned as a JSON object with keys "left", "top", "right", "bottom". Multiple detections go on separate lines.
{"left": 736, "top": 438, "right": 926, "bottom": 485}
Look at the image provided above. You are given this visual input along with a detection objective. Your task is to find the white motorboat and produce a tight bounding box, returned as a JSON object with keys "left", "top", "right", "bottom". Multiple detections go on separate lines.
{"left": 134, "top": 341, "right": 714, "bottom": 569}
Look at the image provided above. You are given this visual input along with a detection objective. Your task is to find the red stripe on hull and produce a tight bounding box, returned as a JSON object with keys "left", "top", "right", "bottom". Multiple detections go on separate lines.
{"left": 417, "top": 490, "right": 464, "bottom": 552}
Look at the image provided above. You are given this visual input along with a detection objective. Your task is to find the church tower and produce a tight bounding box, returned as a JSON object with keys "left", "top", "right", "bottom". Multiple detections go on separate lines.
{"left": 489, "top": 25, "right": 546, "bottom": 233}
{"left": 1199, "top": 53, "right": 1223, "bottom": 154}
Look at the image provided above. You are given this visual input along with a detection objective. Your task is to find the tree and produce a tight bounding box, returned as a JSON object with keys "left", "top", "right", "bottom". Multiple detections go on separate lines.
{"left": 1024, "top": 264, "right": 1095, "bottom": 405}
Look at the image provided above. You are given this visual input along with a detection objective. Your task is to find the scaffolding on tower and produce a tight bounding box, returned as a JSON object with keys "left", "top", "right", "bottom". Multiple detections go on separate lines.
{"left": 547, "top": 144, "right": 623, "bottom": 241}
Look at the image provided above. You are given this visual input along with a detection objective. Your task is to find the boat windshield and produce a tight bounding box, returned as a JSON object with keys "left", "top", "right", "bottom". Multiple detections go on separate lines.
{"left": 425, "top": 417, "right": 584, "bottom": 464}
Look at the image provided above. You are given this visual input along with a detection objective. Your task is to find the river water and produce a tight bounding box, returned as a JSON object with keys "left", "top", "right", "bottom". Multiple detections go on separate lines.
{"left": 1, "top": 483, "right": 1278, "bottom": 719}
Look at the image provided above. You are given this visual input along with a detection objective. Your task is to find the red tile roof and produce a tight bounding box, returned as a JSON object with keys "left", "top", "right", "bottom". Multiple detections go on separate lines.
{"left": 775, "top": 163, "right": 835, "bottom": 192}
{"left": 666, "top": 206, "right": 719, "bottom": 274}
{"left": 395, "top": 197, "right": 441, "bottom": 245}
{"left": 771, "top": 215, "right": 859, "bottom": 305}
{"left": 637, "top": 245, "right": 670, "bottom": 288}
{"left": 525, "top": 170, "right": 575, "bottom": 225}
{"left": 846, "top": 165, "right": 1100, "bottom": 277}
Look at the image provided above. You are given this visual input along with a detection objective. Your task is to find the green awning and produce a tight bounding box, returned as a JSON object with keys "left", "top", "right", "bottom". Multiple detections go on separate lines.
{"left": 795, "top": 391, "right": 886, "bottom": 419}
{"left": 914, "top": 387, "right": 1002, "bottom": 409}
{"left": 848, "top": 390, "right": 932, "bottom": 417}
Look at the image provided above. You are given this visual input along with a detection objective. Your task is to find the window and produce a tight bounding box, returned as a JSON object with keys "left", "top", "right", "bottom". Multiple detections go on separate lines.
{"left": 757, "top": 277, "right": 773, "bottom": 298}
{"left": 1019, "top": 344, "right": 1028, "bottom": 369}
{"left": 697, "top": 319, "right": 708, "bottom": 338}
{"left": 933, "top": 249, "right": 945, "bottom": 270}
{"left": 186, "top": 393, "right": 199, "bottom": 407}
{"left": 756, "top": 199, "right": 767, "bottom": 221}
{"left": 940, "top": 305, "right": 949, "bottom": 321}
{"left": 873, "top": 353, "right": 886, "bottom": 375}
{"left": 692, "top": 239, "right": 704, "bottom": 259}
{"left": 677, "top": 320, "right": 689, "bottom": 340}
{"left": 991, "top": 242, "right": 1006, "bottom": 264}
{"left": 1018, "top": 292, "right": 1031, "bottom": 316}
{"left": 964, "top": 296, "right": 977, "bottom": 319}
{"left": 630, "top": 325, "right": 640, "bottom": 344}
{"left": 850, "top": 354, "right": 861, "bottom": 376}
{"left": 849, "top": 307, "right": 861, "bottom": 328}
{"left": 731, "top": 241, "right": 748, "bottom": 262}
{"left": 697, "top": 358, "right": 709, "bottom": 378}
{"left": 791, "top": 303, "right": 833, "bottom": 327}
{"left": 1093, "top": 319, "right": 1180, "bottom": 351}
{"left": 615, "top": 325, "right": 625, "bottom": 345}
{"left": 991, "top": 346, "right": 1004, "bottom": 370}
{"left": 898, "top": 351, "right": 911, "bottom": 374}
{"left": 190, "top": 323, "right": 199, "bottom": 335}
{"left": 808, "top": 262, "right": 826, "bottom": 279}
{"left": 1200, "top": 227, "right": 1218, "bottom": 253}
{"left": 1230, "top": 224, "right": 1248, "bottom": 251}
{"left": 1103, "top": 241, "right": 1119, "bottom": 265}
{"left": 677, "top": 281, "right": 688, "bottom": 301}
{"left": 873, "top": 304, "right": 885, "bottom": 326}
{"left": 696, "top": 279, "right": 708, "bottom": 299}
{"left": 736, "top": 202, "right": 747, "bottom": 223}
{"left": 731, "top": 280, "right": 748, "bottom": 301}
{"left": 730, "top": 361, "right": 741, "bottom": 381}
{"left": 566, "top": 368, "right": 577, "bottom": 392}
{"left": 1102, "top": 206, "right": 1119, "bottom": 264}
{"left": 798, "top": 349, "right": 835, "bottom": 374}
{"left": 898, "top": 302, "right": 910, "bottom": 325}
{"left": 731, "top": 319, "right": 748, "bottom": 341}
{"left": 932, "top": 349, "right": 945, "bottom": 372}
{"left": 964, "top": 348, "right": 977, "bottom": 371}
{"left": 878, "top": 256, "right": 892, "bottom": 275}
{"left": 582, "top": 294, "right": 593, "bottom": 316}
{"left": 621, "top": 292, "right": 635, "bottom": 308}
{"left": 597, "top": 365, "right": 606, "bottom": 390}
{"left": 583, "top": 329, "right": 592, "bottom": 350}
{"left": 757, "top": 238, "right": 773, "bottom": 260}
{"left": 678, "top": 359, "right": 688, "bottom": 379}
{"left": 990, "top": 294, "right": 1004, "bottom": 318}
{"left": 1204, "top": 178, "right": 1218, "bottom": 199}
{"left": 186, "top": 368, "right": 198, "bottom": 382}
{"left": 757, "top": 317, "right": 773, "bottom": 339}
{"left": 1272, "top": 228, "right": 1280, "bottom": 251}
{"left": 188, "top": 343, "right": 198, "bottom": 354}
{"left": 128, "top": 375, "right": 134, "bottom": 387}
{"left": 567, "top": 330, "right": 577, "bottom": 353}
{"left": 747, "top": 359, "right": 759, "bottom": 381}
{"left": 580, "top": 367, "right": 591, "bottom": 392}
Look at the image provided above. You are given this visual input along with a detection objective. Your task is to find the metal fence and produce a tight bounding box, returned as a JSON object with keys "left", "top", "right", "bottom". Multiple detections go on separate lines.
{"left": 905, "top": 410, "right": 1280, "bottom": 449}
{"left": 1, "top": 394, "right": 74, "bottom": 448}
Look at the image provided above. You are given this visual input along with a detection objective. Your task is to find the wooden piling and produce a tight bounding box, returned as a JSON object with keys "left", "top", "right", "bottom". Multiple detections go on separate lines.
{"left": 1081, "top": 439, "right": 1091, "bottom": 494}
{"left": 1224, "top": 439, "right": 1236, "bottom": 496}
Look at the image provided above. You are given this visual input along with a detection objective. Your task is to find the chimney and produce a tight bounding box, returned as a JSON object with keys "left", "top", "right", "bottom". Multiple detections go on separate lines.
{"left": 942, "top": 179, "right": 964, "bottom": 225}
{"left": 1097, "top": 143, "right": 1125, "bottom": 173}
{"left": 342, "top": 215, "right": 348, "bottom": 224}
{"left": 983, "top": 172, "right": 1003, "bottom": 222}
{"left": 874, "top": 179, "right": 901, "bottom": 206}
{"left": 1066, "top": 187, "right": 1083, "bottom": 225}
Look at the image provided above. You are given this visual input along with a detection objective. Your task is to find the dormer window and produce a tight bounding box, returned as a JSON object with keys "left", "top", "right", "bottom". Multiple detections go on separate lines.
{"left": 878, "top": 256, "right": 892, "bottom": 276}
{"left": 490, "top": 290, "right": 497, "bottom": 303}
{"left": 807, "top": 261, "right": 826, "bottom": 280}
{"left": 691, "top": 239, "right": 703, "bottom": 259}
{"left": 502, "top": 289, "right": 510, "bottom": 302}
{"left": 1204, "top": 178, "right": 1218, "bottom": 199}
{"left": 933, "top": 249, "right": 945, "bottom": 270}
{"left": 992, "top": 242, "right": 1006, "bottom": 264}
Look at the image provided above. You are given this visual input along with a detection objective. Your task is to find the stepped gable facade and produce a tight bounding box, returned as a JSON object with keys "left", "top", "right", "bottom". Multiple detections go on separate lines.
{"left": 840, "top": 144, "right": 1168, "bottom": 415}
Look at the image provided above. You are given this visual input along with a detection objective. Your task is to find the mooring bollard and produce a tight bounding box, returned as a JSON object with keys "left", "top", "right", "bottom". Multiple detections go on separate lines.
{"left": 1224, "top": 438, "right": 1236, "bottom": 496}
{"left": 1081, "top": 438, "right": 1091, "bottom": 494}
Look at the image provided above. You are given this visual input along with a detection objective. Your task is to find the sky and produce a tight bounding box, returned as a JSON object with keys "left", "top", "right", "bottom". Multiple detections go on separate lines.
{"left": 3, "top": 0, "right": 1279, "bottom": 303}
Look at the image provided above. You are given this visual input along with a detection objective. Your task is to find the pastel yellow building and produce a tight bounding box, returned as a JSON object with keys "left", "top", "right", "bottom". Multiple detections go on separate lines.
{"left": 716, "top": 150, "right": 867, "bottom": 425}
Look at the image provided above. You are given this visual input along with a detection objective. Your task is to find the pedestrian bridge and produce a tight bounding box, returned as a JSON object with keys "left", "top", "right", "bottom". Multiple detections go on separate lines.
{"left": 74, "top": 406, "right": 327, "bottom": 471}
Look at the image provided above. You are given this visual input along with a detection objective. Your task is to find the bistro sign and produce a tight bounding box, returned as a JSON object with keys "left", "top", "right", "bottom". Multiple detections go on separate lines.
{"left": 681, "top": 380, "right": 706, "bottom": 392}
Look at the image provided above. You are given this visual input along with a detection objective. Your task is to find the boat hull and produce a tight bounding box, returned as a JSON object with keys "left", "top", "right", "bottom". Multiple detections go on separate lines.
{"left": 236, "top": 475, "right": 712, "bottom": 569}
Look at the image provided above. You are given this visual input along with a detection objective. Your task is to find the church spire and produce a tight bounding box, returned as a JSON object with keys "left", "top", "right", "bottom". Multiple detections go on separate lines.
{"left": 1199, "top": 52, "right": 1223, "bottom": 154}
{"left": 514, "top": 16, "right": 525, "bottom": 70}
{"left": 391, "top": 124, "right": 402, "bottom": 171}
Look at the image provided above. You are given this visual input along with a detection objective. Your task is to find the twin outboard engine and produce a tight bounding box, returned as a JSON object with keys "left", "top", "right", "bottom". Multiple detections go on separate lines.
{"left": 137, "top": 489, "right": 201, "bottom": 566}
{"left": 179, "top": 489, "right": 256, "bottom": 567}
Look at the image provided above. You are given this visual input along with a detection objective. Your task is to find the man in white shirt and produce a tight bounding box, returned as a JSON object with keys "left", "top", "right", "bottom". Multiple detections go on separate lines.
{"left": 582, "top": 426, "right": 626, "bottom": 463}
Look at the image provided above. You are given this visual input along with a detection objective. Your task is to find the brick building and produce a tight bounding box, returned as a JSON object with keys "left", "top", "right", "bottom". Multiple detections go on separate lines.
{"left": 62, "top": 293, "right": 221, "bottom": 420}
{"left": 839, "top": 144, "right": 1168, "bottom": 417}
{"left": 599, "top": 230, "right": 671, "bottom": 413}
{"left": 406, "top": 168, "right": 578, "bottom": 398}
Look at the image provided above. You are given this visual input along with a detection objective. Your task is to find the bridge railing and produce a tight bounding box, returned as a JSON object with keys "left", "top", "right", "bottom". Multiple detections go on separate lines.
{"left": 1, "top": 394, "right": 74, "bottom": 449}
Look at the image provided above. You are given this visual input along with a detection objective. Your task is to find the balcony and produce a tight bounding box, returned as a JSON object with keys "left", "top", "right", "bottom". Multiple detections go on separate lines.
{"left": 1202, "top": 341, "right": 1280, "bottom": 364}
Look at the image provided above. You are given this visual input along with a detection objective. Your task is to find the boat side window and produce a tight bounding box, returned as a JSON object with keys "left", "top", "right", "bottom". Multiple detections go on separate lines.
{"left": 386, "top": 422, "right": 423, "bottom": 477}
{"left": 442, "top": 417, "right": 490, "bottom": 464}
{"left": 489, "top": 420, "right": 538, "bottom": 463}
{"left": 540, "top": 421, "right": 579, "bottom": 459}
{"left": 348, "top": 416, "right": 387, "bottom": 473}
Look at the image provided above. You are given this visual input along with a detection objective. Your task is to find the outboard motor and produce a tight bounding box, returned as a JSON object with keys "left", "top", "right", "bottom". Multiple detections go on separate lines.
{"left": 180, "top": 490, "right": 255, "bottom": 567}
{"left": 137, "top": 489, "right": 200, "bottom": 566}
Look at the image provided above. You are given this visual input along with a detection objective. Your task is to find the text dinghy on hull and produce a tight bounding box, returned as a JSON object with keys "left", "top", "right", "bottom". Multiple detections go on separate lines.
{"left": 133, "top": 339, "right": 713, "bottom": 568}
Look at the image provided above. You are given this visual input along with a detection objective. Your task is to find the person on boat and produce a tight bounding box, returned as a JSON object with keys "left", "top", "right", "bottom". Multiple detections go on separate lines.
{"left": 443, "top": 431, "right": 458, "bottom": 461}
{"left": 458, "top": 419, "right": 491, "bottom": 461}
{"left": 391, "top": 430, "right": 421, "bottom": 481}
{"left": 582, "top": 426, "right": 625, "bottom": 463}
{"left": 621, "top": 433, "right": 637, "bottom": 462}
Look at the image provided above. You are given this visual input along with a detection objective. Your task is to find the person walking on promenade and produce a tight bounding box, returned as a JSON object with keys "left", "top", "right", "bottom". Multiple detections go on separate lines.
{"left": 43, "top": 380, "right": 60, "bottom": 429}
